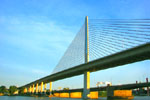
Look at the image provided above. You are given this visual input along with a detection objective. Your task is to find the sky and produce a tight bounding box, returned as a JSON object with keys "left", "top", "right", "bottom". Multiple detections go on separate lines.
{"left": 0, "top": 0, "right": 150, "bottom": 89}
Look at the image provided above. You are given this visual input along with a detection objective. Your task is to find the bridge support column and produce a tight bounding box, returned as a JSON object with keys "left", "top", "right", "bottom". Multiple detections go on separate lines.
{"left": 39, "top": 86, "right": 41, "bottom": 93}
{"left": 146, "top": 78, "right": 149, "bottom": 96}
{"left": 107, "top": 87, "right": 133, "bottom": 99}
{"left": 31, "top": 86, "right": 33, "bottom": 94}
{"left": 107, "top": 86, "right": 115, "bottom": 98}
{"left": 44, "top": 83, "right": 47, "bottom": 94}
{"left": 29, "top": 86, "right": 32, "bottom": 94}
{"left": 28, "top": 87, "right": 30, "bottom": 93}
{"left": 41, "top": 82, "right": 43, "bottom": 94}
{"left": 32, "top": 84, "right": 35, "bottom": 94}
{"left": 49, "top": 82, "right": 52, "bottom": 95}
{"left": 36, "top": 83, "right": 38, "bottom": 94}
{"left": 24, "top": 88, "right": 27, "bottom": 94}
{"left": 83, "top": 71, "right": 90, "bottom": 99}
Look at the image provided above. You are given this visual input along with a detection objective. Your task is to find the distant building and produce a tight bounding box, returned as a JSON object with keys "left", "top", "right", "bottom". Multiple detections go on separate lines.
{"left": 96, "top": 81, "right": 112, "bottom": 87}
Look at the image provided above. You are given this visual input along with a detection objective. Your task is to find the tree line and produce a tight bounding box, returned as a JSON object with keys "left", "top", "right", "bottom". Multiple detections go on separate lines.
{"left": 0, "top": 85, "right": 18, "bottom": 95}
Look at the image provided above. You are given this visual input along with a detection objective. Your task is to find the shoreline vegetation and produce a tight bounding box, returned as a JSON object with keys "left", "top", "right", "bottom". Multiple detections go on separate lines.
{"left": 0, "top": 85, "right": 149, "bottom": 97}
{"left": 0, "top": 85, "right": 17, "bottom": 96}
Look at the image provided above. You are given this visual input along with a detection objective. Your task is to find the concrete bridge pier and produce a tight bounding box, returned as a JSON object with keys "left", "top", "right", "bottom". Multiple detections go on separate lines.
{"left": 30, "top": 85, "right": 33, "bottom": 94}
{"left": 32, "top": 84, "right": 35, "bottom": 94}
{"left": 27, "top": 87, "right": 29, "bottom": 94}
{"left": 146, "top": 78, "right": 149, "bottom": 96}
{"left": 24, "top": 88, "right": 27, "bottom": 94}
{"left": 44, "top": 83, "right": 47, "bottom": 94}
{"left": 36, "top": 83, "right": 38, "bottom": 94}
{"left": 107, "top": 86, "right": 115, "bottom": 98}
{"left": 25, "top": 88, "right": 27, "bottom": 94}
{"left": 83, "top": 71, "right": 90, "bottom": 99}
{"left": 49, "top": 82, "right": 52, "bottom": 95}
{"left": 107, "top": 86, "right": 133, "bottom": 99}
{"left": 38, "top": 86, "right": 41, "bottom": 93}
{"left": 41, "top": 82, "right": 43, "bottom": 94}
{"left": 29, "top": 86, "right": 32, "bottom": 94}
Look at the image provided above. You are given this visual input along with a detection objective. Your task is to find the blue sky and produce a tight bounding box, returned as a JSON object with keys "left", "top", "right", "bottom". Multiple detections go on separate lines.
{"left": 0, "top": 0, "right": 150, "bottom": 89}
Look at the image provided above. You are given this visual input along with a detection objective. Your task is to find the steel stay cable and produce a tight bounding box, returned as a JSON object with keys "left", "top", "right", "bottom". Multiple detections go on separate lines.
{"left": 90, "top": 34, "right": 139, "bottom": 47}
{"left": 89, "top": 29, "right": 150, "bottom": 41}
{"left": 89, "top": 25, "right": 150, "bottom": 35}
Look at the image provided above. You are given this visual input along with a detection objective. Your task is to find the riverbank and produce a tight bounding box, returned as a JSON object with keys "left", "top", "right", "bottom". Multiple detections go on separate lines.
{"left": 0, "top": 95, "right": 150, "bottom": 100}
{"left": 16, "top": 93, "right": 49, "bottom": 97}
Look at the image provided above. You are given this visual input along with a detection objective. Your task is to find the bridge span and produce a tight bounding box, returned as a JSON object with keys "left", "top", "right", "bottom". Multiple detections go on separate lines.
{"left": 19, "top": 17, "right": 150, "bottom": 99}
{"left": 53, "top": 82, "right": 150, "bottom": 93}
{"left": 19, "top": 43, "right": 150, "bottom": 87}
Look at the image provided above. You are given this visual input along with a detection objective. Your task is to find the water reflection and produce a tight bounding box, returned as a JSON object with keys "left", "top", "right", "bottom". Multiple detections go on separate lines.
{"left": 47, "top": 96, "right": 150, "bottom": 100}
{"left": 0, "top": 96, "right": 150, "bottom": 100}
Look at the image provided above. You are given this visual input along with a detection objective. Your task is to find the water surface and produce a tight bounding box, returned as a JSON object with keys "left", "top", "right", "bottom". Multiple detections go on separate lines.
{"left": 0, "top": 96, "right": 150, "bottom": 100}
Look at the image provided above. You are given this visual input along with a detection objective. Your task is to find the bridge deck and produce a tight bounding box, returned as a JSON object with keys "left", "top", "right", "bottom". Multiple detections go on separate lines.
{"left": 53, "top": 82, "right": 150, "bottom": 93}
{"left": 19, "top": 43, "right": 150, "bottom": 88}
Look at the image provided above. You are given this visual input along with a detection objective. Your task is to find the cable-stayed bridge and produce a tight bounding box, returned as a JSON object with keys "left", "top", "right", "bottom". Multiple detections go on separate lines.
{"left": 19, "top": 16, "right": 150, "bottom": 99}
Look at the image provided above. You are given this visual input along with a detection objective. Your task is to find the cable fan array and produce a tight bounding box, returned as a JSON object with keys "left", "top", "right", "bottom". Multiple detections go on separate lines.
{"left": 89, "top": 19, "right": 150, "bottom": 61}
{"left": 52, "top": 24, "right": 85, "bottom": 74}
{"left": 52, "top": 19, "right": 150, "bottom": 74}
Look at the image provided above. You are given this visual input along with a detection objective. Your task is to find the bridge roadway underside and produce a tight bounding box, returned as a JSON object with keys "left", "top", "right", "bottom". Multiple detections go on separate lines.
{"left": 53, "top": 82, "right": 150, "bottom": 93}
{"left": 20, "top": 43, "right": 150, "bottom": 88}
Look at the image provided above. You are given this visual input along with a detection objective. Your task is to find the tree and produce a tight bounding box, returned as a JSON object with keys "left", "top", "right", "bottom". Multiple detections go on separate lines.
{"left": 9, "top": 86, "right": 18, "bottom": 95}
{"left": 0, "top": 86, "right": 8, "bottom": 93}
{"left": 19, "top": 87, "right": 25, "bottom": 94}
{"left": 0, "top": 86, "right": 2, "bottom": 93}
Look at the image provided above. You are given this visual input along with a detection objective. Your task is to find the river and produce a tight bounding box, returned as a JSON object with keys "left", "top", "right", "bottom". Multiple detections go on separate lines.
{"left": 0, "top": 96, "right": 150, "bottom": 100}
